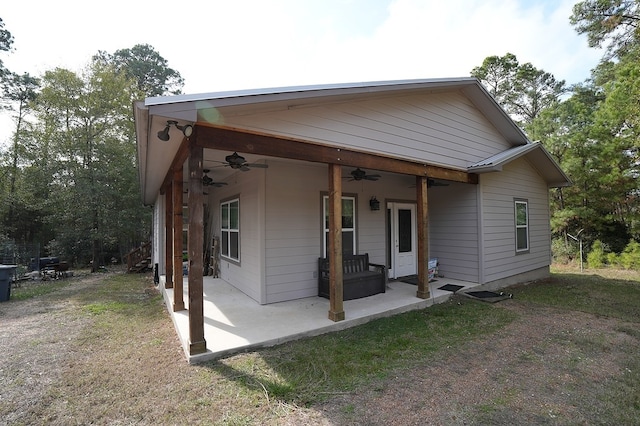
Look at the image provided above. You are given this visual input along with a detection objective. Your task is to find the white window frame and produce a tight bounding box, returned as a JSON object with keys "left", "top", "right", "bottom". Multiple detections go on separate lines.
{"left": 515, "top": 199, "right": 529, "bottom": 253}
{"left": 221, "top": 198, "right": 240, "bottom": 262}
{"left": 322, "top": 195, "right": 357, "bottom": 257}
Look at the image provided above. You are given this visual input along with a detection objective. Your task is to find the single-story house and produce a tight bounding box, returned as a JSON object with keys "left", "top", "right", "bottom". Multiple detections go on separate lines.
{"left": 133, "top": 77, "right": 570, "bottom": 356}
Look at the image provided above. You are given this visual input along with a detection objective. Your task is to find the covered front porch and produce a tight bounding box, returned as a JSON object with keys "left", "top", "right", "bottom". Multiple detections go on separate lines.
{"left": 162, "top": 274, "right": 479, "bottom": 363}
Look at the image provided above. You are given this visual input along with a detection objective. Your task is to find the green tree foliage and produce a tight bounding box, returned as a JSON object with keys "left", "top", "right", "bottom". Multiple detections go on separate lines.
{"left": 0, "top": 17, "right": 14, "bottom": 78}
{"left": 570, "top": 0, "right": 640, "bottom": 58}
{"left": 0, "top": 72, "right": 44, "bottom": 242}
{"left": 93, "top": 43, "right": 184, "bottom": 97}
{"left": 471, "top": 53, "right": 566, "bottom": 127}
{"left": 31, "top": 62, "right": 149, "bottom": 271}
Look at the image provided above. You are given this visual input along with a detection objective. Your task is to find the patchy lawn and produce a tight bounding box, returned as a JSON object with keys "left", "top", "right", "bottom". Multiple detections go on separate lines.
{"left": 0, "top": 267, "right": 638, "bottom": 425}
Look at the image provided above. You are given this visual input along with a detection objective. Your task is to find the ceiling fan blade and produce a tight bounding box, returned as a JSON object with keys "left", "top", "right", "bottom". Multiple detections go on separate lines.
{"left": 246, "top": 163, "right": 268, "bottom": 168}
{"left": 364, "top": 175, "right": 381, "bottom": 181}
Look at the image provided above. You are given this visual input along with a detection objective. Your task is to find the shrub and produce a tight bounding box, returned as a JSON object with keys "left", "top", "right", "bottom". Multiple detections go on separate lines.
{"left": 587, "top": 240, "right": 606, "bottom": 269}
{"left": 619, "top": 240, "right": 640, "bottom": 270}
{"left": 606, "top": 252, "right": 620, "bottom": 267}
{"left": 552, "top": 237, "right": 574, "bottom": 264}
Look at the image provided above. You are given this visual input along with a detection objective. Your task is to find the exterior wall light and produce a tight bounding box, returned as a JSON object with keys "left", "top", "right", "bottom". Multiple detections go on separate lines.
{"left": 369, "top": 196, "right": 380, "bottom": 211}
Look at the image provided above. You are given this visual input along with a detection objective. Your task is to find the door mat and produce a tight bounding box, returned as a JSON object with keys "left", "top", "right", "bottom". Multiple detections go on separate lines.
{"left": 463, "top": 290, "right": 512, "bottom": 303}
{"left": 399, "top": 276, "right": 437, "bottom": 285}
{"left": 437, "top": 284, "right": 464, "bottom": 293}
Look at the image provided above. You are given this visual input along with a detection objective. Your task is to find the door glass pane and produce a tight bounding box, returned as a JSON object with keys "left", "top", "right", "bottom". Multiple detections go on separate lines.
{"left": 398, "top": 209, "right": 412, "bottom": 253}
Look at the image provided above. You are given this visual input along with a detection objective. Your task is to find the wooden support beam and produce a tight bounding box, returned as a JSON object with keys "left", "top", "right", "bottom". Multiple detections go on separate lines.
{"left": 416, "top": 176, "right": 431, "bottom": 299}
{"left": 161, "top": 137, "right": 190, "bottom": 191}
{"left": 164, "top": 183, "right": 173, "bottom": 289}
{"left": 328, "top": 163, "right": 345, "bottom": 322}
{"left": 187, "top": 142, "right": 207, "bottom": 355}
{"left": 195, "top": 124, "right": 478, "bottom": 184}
{"left": 172, "top": 168, "right": 185, "bottom": 311}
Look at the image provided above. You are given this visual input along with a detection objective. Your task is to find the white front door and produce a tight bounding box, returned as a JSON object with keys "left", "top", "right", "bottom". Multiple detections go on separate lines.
{"left": 389, "top": 203, "right": 417, "bottom": 278}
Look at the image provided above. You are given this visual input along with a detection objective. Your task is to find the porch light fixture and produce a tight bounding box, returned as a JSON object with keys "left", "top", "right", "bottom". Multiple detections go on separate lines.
{"left": 369, "top": 196, "right": 380, "bottom": 211}
{"left": 157, "top": 120, "right": 194, "bottom": 141}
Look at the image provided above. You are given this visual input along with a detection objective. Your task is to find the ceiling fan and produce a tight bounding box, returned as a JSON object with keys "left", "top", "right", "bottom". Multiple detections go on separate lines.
{"left": 202, "top": 169, "right": 227, "bottom": 187}
{"left": 346, "top": 168, "right": 381, "bottom": 181}
{"left": 214, "top": 152, "right": 269, "bottom": 171}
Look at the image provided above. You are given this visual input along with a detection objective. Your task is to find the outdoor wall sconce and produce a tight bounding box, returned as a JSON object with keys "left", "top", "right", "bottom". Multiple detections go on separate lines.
{"left": 369, "top": 196, "right": 380, "bottom": 211}
{"left": 157, "top": 120, "right": 194, "bottom": 141}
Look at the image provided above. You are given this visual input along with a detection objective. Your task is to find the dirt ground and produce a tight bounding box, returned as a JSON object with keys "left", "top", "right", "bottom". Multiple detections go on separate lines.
{"left": 316, "top": 301, "right": 636, "bottom": 425}
{"left": 0, "top": 272, "right": 637, "bottom": 425}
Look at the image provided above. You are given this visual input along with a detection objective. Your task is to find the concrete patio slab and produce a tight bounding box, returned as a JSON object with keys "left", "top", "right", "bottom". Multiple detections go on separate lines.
{"left": 161, "top": 276, "right": 477, "bottom": 363}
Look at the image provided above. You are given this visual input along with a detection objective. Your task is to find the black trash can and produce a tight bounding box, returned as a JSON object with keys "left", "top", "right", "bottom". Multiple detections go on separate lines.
{"left": 0, "top": 265, "right": 17, "bottom": 302}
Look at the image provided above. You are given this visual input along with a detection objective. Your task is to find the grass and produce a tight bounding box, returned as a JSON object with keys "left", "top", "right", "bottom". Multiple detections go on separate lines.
{"left": 515, "top": 267, "right": 640, "bottom": 322}
{"left": 10, "top": 279, "right": 72, "bottom": 300}
{"left": 3, "top": 266, "right": 640, "bottom": 425}
{"left": 213, "top": 298, "right": 516, "bottom": 405}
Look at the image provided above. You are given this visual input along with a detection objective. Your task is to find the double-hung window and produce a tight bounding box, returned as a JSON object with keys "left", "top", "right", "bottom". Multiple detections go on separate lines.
{"left": 515, "top": 199, "right": 529, "bottom": 253}
{"left": 221, "top": 198, "right": 240, "bottom": 262}
{"left": 323, "top": 195, "right": 356, "bottom": 257}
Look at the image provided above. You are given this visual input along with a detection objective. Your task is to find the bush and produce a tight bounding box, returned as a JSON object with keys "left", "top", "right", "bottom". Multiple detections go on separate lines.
{"left": 587, "top": 240, "right": 606, "bottom": 269}
{"left": 619, "top": 240, "right": 640, "bottom": 270}
{"left": 552, "top": 237, "right": 574, "bottom": 264}
{"left": 606, "top": 252, "right": 620, "bottom": 267}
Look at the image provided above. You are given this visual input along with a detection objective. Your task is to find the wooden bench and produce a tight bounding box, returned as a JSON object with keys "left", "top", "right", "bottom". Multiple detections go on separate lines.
{"left": 318, "top": 254, "right": 386, "bottom": 300}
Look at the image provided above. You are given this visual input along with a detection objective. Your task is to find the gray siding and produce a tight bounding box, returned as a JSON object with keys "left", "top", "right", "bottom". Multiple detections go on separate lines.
{"left": 213, "top": 167, "right": 266, "bottom": 303}
{"left": 262, "top": 162, "right": 415, "bottom": 303}
{"left": 429, "top": 183, "right": 480, "bottom": 282}
{"left": 223, "top": 91, "right": 511, "bottom": 169}
{"left": 480, "top": 157, "right": 551, "bottom": 283}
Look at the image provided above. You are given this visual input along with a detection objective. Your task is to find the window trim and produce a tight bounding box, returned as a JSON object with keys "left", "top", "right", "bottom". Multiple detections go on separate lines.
{"left": 322, "top": 193, "right": 357, "bottom": 257}
{"left": 514, "top": 199, "right": 529, "bottom": 254}
{"left": 220, "top": 197, "right": 240, "bottom": 263}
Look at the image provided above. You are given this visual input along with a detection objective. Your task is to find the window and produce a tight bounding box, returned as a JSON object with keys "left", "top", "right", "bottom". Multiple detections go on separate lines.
{"left": 515, "top": 199, "right": 529, "bottom": 253}
{"left": 221, "top": 198, "right": 239, "bottom": 262}
{"left": 323, "top": 195, "right": 356, "bottom": 257}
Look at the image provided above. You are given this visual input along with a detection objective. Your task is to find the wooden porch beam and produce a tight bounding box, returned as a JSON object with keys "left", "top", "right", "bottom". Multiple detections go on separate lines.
{"left": 172, "top": 168, "right": 185, "bottom": 311}
{"left": 416, "top": 176, "right": 430, "bottom": 299}
{"left": 195, "top": 124, "right": 477, "bottom": 184}
{"left": 328, "top": 163, "right": 345, "bottom": 322}
{"left": 161, "top": 137, "right": 190, "bottom": 191}
{"left": 187, "top": 142, "right": 207, "bottom": 355}
{"left": 164, "top": 182, "right": 173, "bottom": 289}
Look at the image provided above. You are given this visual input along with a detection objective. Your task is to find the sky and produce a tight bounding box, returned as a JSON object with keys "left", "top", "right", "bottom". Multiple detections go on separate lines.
{"left": 1, "top": 0, "right": 603, "bottom": 146}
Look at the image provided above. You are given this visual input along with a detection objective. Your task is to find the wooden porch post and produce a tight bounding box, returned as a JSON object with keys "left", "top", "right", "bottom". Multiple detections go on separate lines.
{"left": 328, "top": 163, "right": 345, "bottom": 321}
{"left": 188, "top": 142, "right": 207, "bottom": 355}
{"left": 416, "top": 176, "right": 431, "bottom": 299}
{"left": 172, "top": 168, "right": 185, "bottom": 311}
{"left": 164, "top": 184, "right": 173, "bottom": 289}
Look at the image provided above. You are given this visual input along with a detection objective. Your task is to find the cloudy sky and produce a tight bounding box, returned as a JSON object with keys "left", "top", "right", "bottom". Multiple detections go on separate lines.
{"left": 1, "top": 0, "right": 602, "bottom": 145}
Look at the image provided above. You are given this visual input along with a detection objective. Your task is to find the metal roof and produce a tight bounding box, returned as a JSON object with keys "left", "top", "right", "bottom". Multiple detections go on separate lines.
{"left": 468, "top": 142, "right": 571, "bottom": 187}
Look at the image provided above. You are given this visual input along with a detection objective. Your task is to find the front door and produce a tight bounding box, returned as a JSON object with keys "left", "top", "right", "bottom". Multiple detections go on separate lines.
{"left": 389, "top": 203, "right": 416, "bottom": 278}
